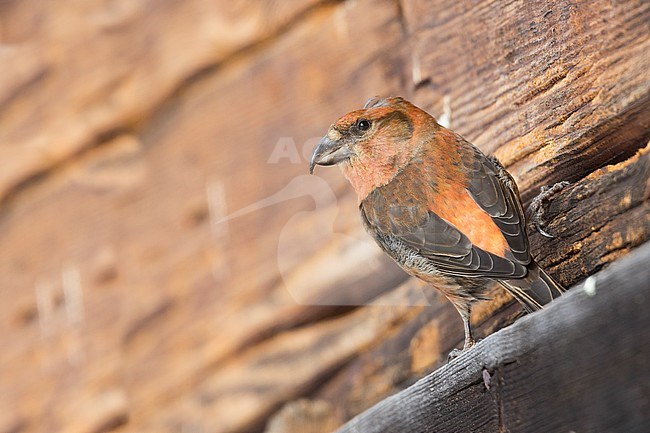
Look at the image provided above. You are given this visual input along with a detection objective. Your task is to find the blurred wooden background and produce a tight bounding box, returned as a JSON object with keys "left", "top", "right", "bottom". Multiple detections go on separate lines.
{"left": 0, "top": 1, "right": 648, "bottom": 432}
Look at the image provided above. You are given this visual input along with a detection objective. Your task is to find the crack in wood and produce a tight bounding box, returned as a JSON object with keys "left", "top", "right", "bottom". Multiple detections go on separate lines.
{"left": 519, "top": 97, "right": 650, "bottom": 203}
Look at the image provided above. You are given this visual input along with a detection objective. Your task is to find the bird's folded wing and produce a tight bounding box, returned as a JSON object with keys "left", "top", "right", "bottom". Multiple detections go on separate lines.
{"left": 460, "top": 141, "right": 530, "bottom": 264}
{"left": 361, "top": 203, "right": 527, "bottom": 279}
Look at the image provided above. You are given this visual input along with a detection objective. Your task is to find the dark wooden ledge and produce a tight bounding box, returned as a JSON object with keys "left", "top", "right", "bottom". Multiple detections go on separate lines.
{"left": 335, "top": 241, "right": 650, "bottom": 433}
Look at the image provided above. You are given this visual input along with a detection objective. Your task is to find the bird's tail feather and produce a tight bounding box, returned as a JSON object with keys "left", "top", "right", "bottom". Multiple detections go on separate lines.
{"left": 499, "top": 261, "right": 564, "bottom": 313}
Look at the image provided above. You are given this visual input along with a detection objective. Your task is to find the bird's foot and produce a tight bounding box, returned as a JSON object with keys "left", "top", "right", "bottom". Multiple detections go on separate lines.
{"left": 528, "top": 181, "right": 570, "bottom": 238}
{"left": 447, "top": 337, "right": 478, "bottom": 362}
{"left": 447, "top": 348, "right": 463, "bottom": 362}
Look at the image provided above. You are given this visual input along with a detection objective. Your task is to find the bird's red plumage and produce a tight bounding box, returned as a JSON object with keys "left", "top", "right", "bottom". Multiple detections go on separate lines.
{"left": 310, "top": 96, "right": 564, "bottom": 353}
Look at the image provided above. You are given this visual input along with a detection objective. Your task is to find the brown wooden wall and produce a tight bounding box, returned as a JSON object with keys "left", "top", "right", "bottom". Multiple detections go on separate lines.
{"left": 0, "top": 1, "right": 648, "bottom": 432}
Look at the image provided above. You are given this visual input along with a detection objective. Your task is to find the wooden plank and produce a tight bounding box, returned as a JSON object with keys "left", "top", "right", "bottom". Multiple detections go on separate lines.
{"left": 335, "top": 241, "right": 650, "bottom": 433}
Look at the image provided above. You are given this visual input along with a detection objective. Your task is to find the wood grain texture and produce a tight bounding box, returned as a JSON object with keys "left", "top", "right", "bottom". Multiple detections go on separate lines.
{"left": 0, "top": 0, "right": 648, "bottom": 432}
{"left": 335, "top": 241, "right": 650, "bottom": 433}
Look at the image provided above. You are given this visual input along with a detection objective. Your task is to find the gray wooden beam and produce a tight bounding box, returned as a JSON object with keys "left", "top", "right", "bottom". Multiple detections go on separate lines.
{"left": 336, "top": 241, "right": 650, "bottom": 433}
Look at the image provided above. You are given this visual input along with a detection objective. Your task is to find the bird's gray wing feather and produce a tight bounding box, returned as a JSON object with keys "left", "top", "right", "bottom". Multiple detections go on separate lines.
{"left": 459, "top": 139, "right": 530, "bottom": 264}
{"left": 360, "top": 196, "right": 526, "bottom": 279}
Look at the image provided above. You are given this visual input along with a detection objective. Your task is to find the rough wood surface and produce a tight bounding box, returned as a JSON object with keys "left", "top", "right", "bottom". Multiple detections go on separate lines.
{"left": 0, "top": 0, "right": 648, "bottom": 432}
{"left": 335, "top": 241, "right": 650, "bottom": 433}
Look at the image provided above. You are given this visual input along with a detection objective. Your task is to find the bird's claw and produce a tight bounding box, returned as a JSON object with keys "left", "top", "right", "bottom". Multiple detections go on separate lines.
{"left": 447, "top": 338, "right": 480, "bottom": 362}
{"left": 534, "top": 220, "right": 555, "bottom": 239}
{"left": 447, "top": 348, "right": 463, "bottom": 362}
{"left": 528, "top": 181, "right": 570, "bottom": 238}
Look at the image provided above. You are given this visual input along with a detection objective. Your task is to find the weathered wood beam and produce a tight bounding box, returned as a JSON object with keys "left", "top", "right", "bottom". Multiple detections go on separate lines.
{"left": 335, "top": 241, "right": 650, "bottom": 433}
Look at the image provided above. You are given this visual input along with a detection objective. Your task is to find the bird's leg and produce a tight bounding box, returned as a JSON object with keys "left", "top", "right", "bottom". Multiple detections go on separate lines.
{"left": 528, "top": 181, "right": 570, "bottom": 238}
{"left": 448, "top": 307, "right": 475, "bottom": 361}
{"left": 462, "top": 314, "right": 475, "bottom": 350}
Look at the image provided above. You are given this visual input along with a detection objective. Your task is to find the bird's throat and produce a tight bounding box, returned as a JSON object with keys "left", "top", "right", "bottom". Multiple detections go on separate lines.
{"left": 341, "top": 151, "right": 410, "bottom": 203}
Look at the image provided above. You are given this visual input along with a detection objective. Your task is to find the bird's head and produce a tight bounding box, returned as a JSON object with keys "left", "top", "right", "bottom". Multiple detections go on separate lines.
{"left": 310, "top": 96, "right": 435, "bottom": 201}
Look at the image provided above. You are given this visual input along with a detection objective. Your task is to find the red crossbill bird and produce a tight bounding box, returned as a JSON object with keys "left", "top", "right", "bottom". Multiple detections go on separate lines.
{"left": 309, "top": 97, "right": 564, "bottom": 354}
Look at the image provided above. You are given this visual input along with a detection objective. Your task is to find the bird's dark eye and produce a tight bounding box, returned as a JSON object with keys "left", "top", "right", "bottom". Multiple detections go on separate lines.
{"left": 357, "top": 119, "right": 371, "bottom": 132}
